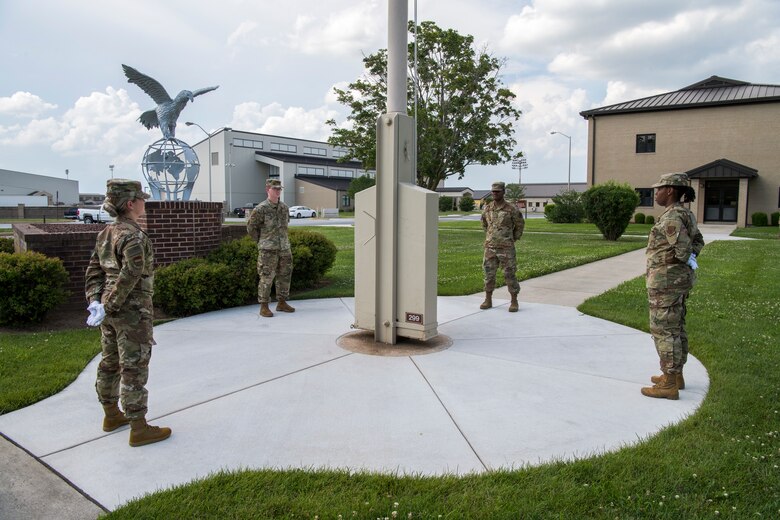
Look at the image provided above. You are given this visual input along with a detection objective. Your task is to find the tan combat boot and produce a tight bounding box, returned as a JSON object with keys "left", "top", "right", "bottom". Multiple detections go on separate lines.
{"left": 651, "top": 372, "right": 685, "bottom": 390}
{"left": 259, "top": 303, "right": 273, "bottom": 318}
{"left": 480, "top": 291, "right": 493, "bottom": 310}
{"left": 276, "top": 299, "right": 295, "bottom": 313}
{"left": 129, "top": 418, "right": 172, "bottom": 447}
{"left": 102, "top": 403, "right": 129, "bottom": 432}
{"left": 641, "top": 374, "right": 679, "bottom": 400}
{"left": 508, "top": 293, "right": 519, "bottom": 313}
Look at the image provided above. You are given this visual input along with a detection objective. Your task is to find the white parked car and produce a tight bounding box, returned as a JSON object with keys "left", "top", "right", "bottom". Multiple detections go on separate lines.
{"left": 288, "top": 206, "right": 317, "bottom": 219}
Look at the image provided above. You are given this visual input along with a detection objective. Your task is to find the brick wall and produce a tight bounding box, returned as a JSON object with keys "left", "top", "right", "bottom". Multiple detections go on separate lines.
{"left": 139, "top": 201, "right": 224, "bottom": 266}
{"left": 13, "top": 223, "right": 104, "bottom": 304}
{"left": 11, "top": 202, "right": 240, "bottom": 305}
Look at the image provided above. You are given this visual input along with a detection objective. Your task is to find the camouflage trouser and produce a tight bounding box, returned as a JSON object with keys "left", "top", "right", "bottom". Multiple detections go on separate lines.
{"left": 257, "top": 248, "right": 293, "bottom": 303}
{"left": 96, "top": 296, "right": 154, "bottom": 420}
{"left": 648, "top": 289, "right": 689, "bottom": 375}
{"left": 483, "top": 246, "right": 520, "bottom": 294}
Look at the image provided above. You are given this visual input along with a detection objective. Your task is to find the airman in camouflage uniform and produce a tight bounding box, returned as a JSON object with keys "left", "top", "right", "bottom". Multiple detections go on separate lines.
{"left": 247, "top": 179, "right": 295, "bottom": 318}
{"left": 85, "top": 179, "right": 171, "bottom": 446}
{"left": 642, "top": 172, "right": 705, "bottom": 400}
{"left": 480, "top": 181, "right": 525, "bottom": 312}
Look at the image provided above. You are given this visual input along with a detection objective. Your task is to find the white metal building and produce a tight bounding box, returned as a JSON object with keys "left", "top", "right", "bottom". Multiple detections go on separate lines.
{"left": 187, "top": 129, "right": 373, "bottom": 213}
{"left": 0, "top": 168, "right": 79, "bottom": 206}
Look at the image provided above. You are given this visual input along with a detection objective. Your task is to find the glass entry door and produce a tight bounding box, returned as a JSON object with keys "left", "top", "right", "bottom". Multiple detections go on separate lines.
{"left": 704, "top": 180, "right": 739, "bottom": 222}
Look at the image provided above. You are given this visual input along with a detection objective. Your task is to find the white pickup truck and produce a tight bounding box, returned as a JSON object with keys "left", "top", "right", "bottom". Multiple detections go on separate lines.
{"left": 77, "top": 206, "right": 114, "bottom": 224}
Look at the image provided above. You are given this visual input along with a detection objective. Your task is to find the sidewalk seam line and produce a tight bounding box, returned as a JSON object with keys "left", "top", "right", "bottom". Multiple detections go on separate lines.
{"left": 0, "top": 431, "right": 109, "bottom": 513}
{"left": 39, "top": 352, "right": 355, "bottom": 458}
{"left": 409, "top": 357, "right": 489, "bottom": 472}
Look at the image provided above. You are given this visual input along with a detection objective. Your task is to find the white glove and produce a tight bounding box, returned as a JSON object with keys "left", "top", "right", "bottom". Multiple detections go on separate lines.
{"left": 86, "top": 301, "right": 106, "bottom": 327}
{"left": 687, "top": 253, "right": 698, "bottom": 270}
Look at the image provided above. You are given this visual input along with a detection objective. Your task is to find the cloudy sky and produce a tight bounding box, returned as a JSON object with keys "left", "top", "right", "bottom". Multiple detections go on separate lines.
{"left": 1, "top": 0, "right": 778, "bottom": 193}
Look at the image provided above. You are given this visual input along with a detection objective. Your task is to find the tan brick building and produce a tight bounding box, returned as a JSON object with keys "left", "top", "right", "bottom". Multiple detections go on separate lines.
{"left": 580, "top": 76, "right": 780, "bottom": 227}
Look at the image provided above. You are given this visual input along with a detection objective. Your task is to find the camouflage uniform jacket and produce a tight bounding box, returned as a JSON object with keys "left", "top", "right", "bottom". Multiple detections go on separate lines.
{"left": 646, "top": 203, "right": 705, "bottom": 291}
{"left": 247, "top": 199, "right": 290, "bottom": 250}
{"left": 84, "top": 216, "right": 154, "bottom": 313}
{"left": 481, "top": 200, "right": 524, "bottom": 249}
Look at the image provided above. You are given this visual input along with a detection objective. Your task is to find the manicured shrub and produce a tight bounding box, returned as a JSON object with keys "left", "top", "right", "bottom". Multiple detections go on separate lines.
{"left": 154, "top": 259, "right": 242, "bottom": 317}
{"left": 156, "top": 230, "right": 338, "bottom": 316}
{"left": 646, "top": 215, "right": 655, "bottom": 225}
{"left": 207, "top": 236, "right": 258, "bottom": 304}
{"left": 771, "top": 212, "right": 780, "bottom": 226}
{"left": 634, "top": 212, "right": 646, "bottom": 224}
{"left": 288, "top": 229, "right": 337, "bottom": 290}
{"left": 0, "top": 252, "right": 68, "bottom": 325}
{"left": 582, "top": 181, "right": 640, "bottom": 241}
{"left": 751, "top": 212, "right": 769, "bottom": 227}
{"left": 438, "top": 196, "right": 454, "bottom": 212}
{"left": 0, "top": 237, "right": 14, "bottom": 253}
{"left": 458, "top": 193, "right": 475, "bottom": 212}
{"left": 545, "top": 189, "right": 585, "bottom": 223}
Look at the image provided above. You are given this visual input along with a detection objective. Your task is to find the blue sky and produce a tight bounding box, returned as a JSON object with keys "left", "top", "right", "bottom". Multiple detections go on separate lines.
{"left": 2, "top": 0, "right": 778, "bottom": 193}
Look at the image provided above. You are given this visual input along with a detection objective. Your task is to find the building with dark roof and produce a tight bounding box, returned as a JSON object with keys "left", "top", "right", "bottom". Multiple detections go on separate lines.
{"left": 189, "top": 129, "right": 373, "bottom": 213}
{"left": 580, "top": 76, "right": 780, "bottom": 227}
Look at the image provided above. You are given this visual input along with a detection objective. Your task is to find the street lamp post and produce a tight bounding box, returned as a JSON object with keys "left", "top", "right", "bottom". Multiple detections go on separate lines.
{"left": 550, "top": 131, "right": 571, "bottom": 191}
{"left": 185, "top": 121, "right": 213, "bottom": 202}
{"left": 511, "top": 156, "right": 528, "bottom": 217}
{"left": 109, "top": 164, "right": 114, "bottom": 179}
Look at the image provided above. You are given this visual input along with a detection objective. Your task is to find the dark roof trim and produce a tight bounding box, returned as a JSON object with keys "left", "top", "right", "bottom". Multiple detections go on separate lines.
{"left": 295, "top": 175, "right": 352, "bottom": 191}
{"left": 686, "top": 158, "right": 758, "bottom": 179}
{"left": 256, "top": 151, "right": 364, "bottom": 169}
{"left": 580, "top": 76, "right": 780, "bottom": 118}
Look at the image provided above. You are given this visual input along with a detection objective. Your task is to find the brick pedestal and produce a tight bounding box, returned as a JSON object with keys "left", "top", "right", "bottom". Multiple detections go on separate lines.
{"left": 12, "top": 201, "right": 232, "bottom": 305}
{"left": 140, "top": 201, "right": 224, "bottom": 266}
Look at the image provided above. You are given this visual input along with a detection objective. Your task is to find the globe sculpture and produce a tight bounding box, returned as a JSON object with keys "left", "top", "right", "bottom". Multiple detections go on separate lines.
{"left": 121, "top": 64, "right": 219, "bottom": 201}
{"left": 141, "top": 138, "right": 200, "bottom": 201}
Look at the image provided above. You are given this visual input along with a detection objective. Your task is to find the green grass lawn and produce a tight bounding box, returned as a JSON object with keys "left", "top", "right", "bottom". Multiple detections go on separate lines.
{"left": 295, "top": 222, "right": 646, "bottom": 299}
{"left": 731, "top": 225, "right": 779, "bottom": 239}
{"left": 102, "top": 239, "right": 779, "bottom": 518}
{"left": 0, "top": 329, "right": 101, "bottom": 413}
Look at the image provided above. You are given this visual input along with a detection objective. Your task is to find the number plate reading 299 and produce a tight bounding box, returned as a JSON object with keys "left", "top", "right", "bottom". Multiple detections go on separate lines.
{"left": 405, "top": 312, "right": 423, "bottom": 324}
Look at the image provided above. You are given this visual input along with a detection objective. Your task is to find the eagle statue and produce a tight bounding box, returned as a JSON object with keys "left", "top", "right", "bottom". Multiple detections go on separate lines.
{"left": 122, "top": 64, "right": 218, "bottom": 139}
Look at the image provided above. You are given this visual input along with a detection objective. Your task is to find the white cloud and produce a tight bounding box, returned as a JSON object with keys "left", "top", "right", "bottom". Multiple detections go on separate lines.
{"left": 226, "top": 20, "right": 265, "bottom": 53}
{"left": 599, "top": 81, "right": 666, "bottom": 107}
{"left": 287, "top": 1, "right": 381, "bottom": 55}
{"left": 229, "top": 101, "right": 339, "bottom": 141}
{"left": 52, "top": 88, "right": 146, "bottom": 155}
{"left": 0, "top": 92, "right": 58, "bottom": 118}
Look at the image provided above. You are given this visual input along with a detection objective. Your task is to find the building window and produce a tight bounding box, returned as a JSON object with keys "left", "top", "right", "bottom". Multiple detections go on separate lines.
{"left": 342, "top": 195, "right": 351, "bottom": 207}
{"left": 271, "top": 142, "right": 297, "bottom": 153}
{"left": 303, "top": 146, "right": 327, "bottom": 156}
{"left": 297, "top": 166, "right": 325, "bottom": 176}
{"left": 636, "top": 134, "right": 656, "bottom": 153}
{"left": 233, "top": 138, "right": 263, "bottom": 149}
{"left": 332, "top": 149, "right": 349, "bottom": 158}
{"left": 636, "top": 188, "right": 653, "bottom": 207}
{"left": 211, "top": 152, "right": 219, "bottom": 166}
{"left": 330, "top": 168, "right": 354, "bottom": 178}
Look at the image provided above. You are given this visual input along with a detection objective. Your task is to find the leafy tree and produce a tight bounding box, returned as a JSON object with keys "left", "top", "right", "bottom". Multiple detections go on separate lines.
{"left": 438, "top": 196, "right": 455, "bottom": 212}
{"left": 327, "top": 21, "right": 521, "bottom": 191}
{"left": 545, "top": 189, "right": 585, "bottom": 223}
{"left": 582, "top": 182, "right": 640, "bottom": 241}
{"left": 458, "top": 193, "right": 475, "bottom": 212}
{"left": 504, "top": 183, "right": 525, "bottom": 203}
{"left": 347, "top": 175, "right": 376, "bottom": 201}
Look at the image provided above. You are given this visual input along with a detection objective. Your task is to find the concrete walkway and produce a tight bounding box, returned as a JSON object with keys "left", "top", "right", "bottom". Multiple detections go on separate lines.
{"left": 0, "top": 224, "right": 739, "bottom": 517}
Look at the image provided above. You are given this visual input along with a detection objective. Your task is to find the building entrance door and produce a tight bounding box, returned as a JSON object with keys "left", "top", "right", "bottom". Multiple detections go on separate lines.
{"left": 704, "top": 180, "right": 738, "bottom": 222}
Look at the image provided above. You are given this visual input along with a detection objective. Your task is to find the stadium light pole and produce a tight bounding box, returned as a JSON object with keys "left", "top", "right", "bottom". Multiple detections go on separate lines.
{"left": 185, "top": 121, "right": 213, "bottom": 202}
{"left": 550, "top": 131, "right": 571, "bottom": 190}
